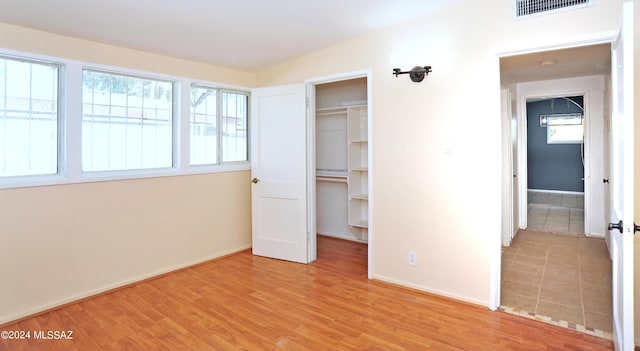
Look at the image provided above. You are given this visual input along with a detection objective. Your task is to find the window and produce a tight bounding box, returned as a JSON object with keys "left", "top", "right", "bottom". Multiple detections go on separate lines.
{"left": 540, "top": 113, "right": 584, "bottom": 144}
{"left": 190, "top": 87, "right": 248, "bottom": 165}
{"left": 0, "top": 49, "right": 251, "bottom": 189}
{"left": 547, "top": 125, "right": 584, "bottom": 144}
{"left": 190, "top": 86, "right": 217, "bottom": 165}
{"left": 82, "top": 70, "right": 173, "bottom": 172}
{"left": 221, "top": 91, "right": 248, "bottom": 162}
{"left": 0, "top": 56, "right": 60, "bottom": 177}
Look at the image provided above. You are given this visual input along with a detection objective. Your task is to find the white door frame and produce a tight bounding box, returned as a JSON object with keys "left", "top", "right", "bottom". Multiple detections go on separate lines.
{"left": 305, "top": 69, "right": 374, "bottom": 279}
{"left": 515, "top": 75, "right": 607, "bottom": 238}
{"left": 501, "top": 88, "right": 515, "bottom": 247}
{"left": 517, "top": 86, "right": 590, "bottom": 232}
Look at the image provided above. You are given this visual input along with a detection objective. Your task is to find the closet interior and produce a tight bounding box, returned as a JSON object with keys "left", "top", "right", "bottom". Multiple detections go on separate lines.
{"left": 315, "top": 77, "right": 368, "bottom": 243}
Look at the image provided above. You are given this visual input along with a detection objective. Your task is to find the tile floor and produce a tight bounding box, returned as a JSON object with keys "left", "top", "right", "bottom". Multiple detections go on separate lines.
{"left": 501, "top": 191, "right": 613, "bottom": 338}
{"left": 527, "top": 191, "right": 585, "bottom": 234}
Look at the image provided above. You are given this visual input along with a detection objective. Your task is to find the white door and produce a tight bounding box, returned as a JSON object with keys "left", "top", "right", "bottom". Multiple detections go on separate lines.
{"left": 251, "top": 84, "right": 309, "bottom": 264}
{"left": 609, "top": 2, "right": 634, "bottom": 350}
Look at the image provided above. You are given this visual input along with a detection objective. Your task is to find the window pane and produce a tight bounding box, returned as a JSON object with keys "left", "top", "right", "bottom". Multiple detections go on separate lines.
{"left": 0, "top": 56, "right": 58, "bottom": 177}
{"left": 82, "top": 70, "right": 173, "bottom": 172}
{"left": 221, "top": 92, "right": 248, "bottom": 162}
{"left": 547, "top": 125, "right": 584, "bottom": 144}
{"left": 190, "top": 86, "right": 217, "bottom": 165}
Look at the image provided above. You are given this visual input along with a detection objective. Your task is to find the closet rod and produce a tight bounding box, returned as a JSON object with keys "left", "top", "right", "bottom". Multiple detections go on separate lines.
{"left": 316, "top": 111, "right": 347, "bottom": 117}
{"left": 316, "top": 176, "right": 347, "bottom": 183}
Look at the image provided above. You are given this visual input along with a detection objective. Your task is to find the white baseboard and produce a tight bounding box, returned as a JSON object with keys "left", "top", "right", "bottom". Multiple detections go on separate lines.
{"left": 371, "top": 274, "right": 489, "bottom": 308}
{"left": 528, "top": 189, "right": 584, "bottom": 195}
{"left": 317, "top": 232, "right": 367, "bottom": 243}
{"left": 0, "top": 244, "right": 252, "bottom": 326}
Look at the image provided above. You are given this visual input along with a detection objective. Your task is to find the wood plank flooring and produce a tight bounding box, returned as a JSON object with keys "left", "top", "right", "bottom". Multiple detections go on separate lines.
{"left": 1, "top": 236, "right": 613, "bottom": 350}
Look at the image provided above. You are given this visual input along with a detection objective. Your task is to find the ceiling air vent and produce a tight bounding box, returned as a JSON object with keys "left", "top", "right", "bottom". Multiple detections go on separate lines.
{"left": 514, "top": 0, "right": 593, "bottom": 19}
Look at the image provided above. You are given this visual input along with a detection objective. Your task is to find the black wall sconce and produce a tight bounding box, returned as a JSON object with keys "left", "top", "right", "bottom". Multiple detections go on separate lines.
{"left": 392, "top": 66, "right": 432, "bottom": 82}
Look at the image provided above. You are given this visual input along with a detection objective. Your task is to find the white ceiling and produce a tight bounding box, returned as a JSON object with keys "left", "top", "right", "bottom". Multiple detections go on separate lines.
{"left": 500, "top": 43, "right": 611, "bottom": 85}
{"left": 0, "top": 0, "right": 460, "bottom": 71}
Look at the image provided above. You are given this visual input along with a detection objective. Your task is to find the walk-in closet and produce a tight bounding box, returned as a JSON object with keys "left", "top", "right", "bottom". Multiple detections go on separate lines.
{"left": 315, "top": 77, "right": 368, "bottom": 243}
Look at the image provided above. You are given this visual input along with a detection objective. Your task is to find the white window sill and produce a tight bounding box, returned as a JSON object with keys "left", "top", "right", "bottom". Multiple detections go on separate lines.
{"left": 0, "top": 163, "right": 251, "bottom": 190}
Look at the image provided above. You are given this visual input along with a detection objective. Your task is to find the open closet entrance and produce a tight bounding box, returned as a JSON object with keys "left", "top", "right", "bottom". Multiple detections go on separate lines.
{"left": 308, "top": 73, "right": 371, "bottom": 276}
{"left": 314, "top": 78, "right": 368, "bottom": 243}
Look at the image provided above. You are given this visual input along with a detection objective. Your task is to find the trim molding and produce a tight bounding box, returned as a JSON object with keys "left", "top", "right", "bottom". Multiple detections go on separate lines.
{"left": 528, "top": 189, "right": 585, "bottom": 195}
{"left": 371, "top": 274, "right": 489, "bottom": 308}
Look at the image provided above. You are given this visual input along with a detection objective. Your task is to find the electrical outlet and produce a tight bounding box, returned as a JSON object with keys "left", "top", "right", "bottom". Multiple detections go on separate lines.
{"left": 408, "top": 251, "right": 417, "bottom": 266}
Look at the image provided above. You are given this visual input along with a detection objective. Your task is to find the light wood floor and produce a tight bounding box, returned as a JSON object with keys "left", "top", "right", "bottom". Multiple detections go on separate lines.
{"left": 1, "top": 236, "right": 613, "bottom": 350}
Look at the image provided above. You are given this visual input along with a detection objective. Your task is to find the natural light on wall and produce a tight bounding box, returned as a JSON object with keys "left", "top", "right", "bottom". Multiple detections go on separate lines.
{"left": 539, "top": 113, "right": 584, "bottom": 144}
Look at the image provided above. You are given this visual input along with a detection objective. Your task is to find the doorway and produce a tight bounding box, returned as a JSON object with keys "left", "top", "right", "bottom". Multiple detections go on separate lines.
{"left": 306, "top": 70, "right": 373, "bottom": 278}
{"left": 499, "top": 43, "right": 613, "bottom": 338}
{"left": 526, "top": 96, "right": 586, "bottom": 235}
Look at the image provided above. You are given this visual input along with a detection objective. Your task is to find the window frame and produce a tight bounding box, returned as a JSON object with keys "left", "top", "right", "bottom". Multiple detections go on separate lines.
{"left": 0, "top": 49, "right": 250, "bottom": 190}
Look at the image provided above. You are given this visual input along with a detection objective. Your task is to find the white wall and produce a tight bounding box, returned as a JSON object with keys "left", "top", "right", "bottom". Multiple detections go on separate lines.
{"left": 257, "top": 0, "right": 624, "bottom": 306}
{"left": 0, "top": 173, "right": 252, "bottom": 324}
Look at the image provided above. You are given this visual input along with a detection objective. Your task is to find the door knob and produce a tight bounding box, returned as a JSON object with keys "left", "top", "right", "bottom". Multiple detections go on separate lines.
{"left": 608, "top": 220, "right": 623, "bottom": 233}
{"left": 251, "top": 177, "right": 260, "bottom": 184}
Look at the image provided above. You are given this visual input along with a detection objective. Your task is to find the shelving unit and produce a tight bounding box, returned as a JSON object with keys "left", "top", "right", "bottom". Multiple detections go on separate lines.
{"left": 347, "top": 105, "right": 368, "bottom": 240}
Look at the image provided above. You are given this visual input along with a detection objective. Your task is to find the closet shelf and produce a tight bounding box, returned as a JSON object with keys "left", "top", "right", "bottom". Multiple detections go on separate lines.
{"left": 317, "top": 169, "right": 347, "bottom": 177}
{"left": 350, "top": 193, "right": 368, "bottom": 200}
{"left": 317, "top": 111, "right": 347, "bottom": 117}
{"left": 349, "top": 219, "right": 368, "bottom": 229}
{"left": 317, "top": 106, "right": 346, "bottom": 112}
